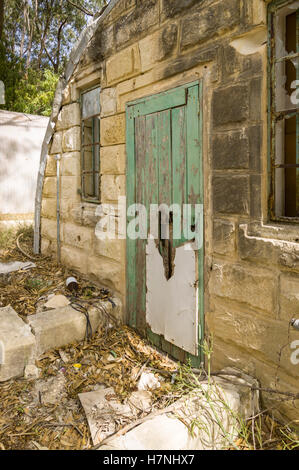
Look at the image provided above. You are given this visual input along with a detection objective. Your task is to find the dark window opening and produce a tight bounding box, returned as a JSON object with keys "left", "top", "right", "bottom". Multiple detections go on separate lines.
{"left": 81, "top": 87, "right": 101, "bottom": 203}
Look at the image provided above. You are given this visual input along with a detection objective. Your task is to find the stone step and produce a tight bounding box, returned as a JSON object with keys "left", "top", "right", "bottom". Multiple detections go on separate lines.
{"left": 0, "top": 298, "right": 121, "bottom": 381}
{"left": 27, "top": 299, "right": 120, "bottom": 357}
{"left": 0, "top": 306, "right": 36, "bottom": 382}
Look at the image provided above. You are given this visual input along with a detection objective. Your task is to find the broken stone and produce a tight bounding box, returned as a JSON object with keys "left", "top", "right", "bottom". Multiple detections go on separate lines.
{"left": 24, "top": 364, "right": 40, "bottom": 380}
{"left": 137, "top": 371, "right": 161, "bottom": 391}
{"left": 79, "top": 387, "right": 134, "bottom": 446}
{"left": 128, "top": 391, "right": 152, "bottom": 413}
{"left": 0, "top": 261, "right": 36, "bottom": 274}
{"left": 44, "top": 294, "right": 70, "bottom": 309}
{"left": 0, "top": 306, "right": 36, "bottom": 382}
{"left": 99, "top": 369, "right": 260, "bottom": 450}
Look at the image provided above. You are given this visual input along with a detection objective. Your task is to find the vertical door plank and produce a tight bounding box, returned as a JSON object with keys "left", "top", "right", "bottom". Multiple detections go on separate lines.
{"left": 172, "top": 106, "right": 187, "bottom": 248}
{"left": 135, "top": 115, "right": 147, "bottom": 332}
{"left": 126, "top": 108, "right": 137, "bottom": 326}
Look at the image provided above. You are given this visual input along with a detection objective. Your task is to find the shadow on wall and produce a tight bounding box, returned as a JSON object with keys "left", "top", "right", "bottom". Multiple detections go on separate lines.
{"left": 0, "top": 126, "right": 47, "bottom": 215}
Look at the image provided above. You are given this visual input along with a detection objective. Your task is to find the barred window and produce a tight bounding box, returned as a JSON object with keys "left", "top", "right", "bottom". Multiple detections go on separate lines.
{"left": 269, "top": 1, "right": 299, "bottom": 220}
{"left": 81, "top": 87, "right": 101, "bottom": 202}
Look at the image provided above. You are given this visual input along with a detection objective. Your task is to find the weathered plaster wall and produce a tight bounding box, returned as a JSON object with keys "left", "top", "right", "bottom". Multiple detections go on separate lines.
{"left": 40, "top": 0, "right": 299, "bottom": 422}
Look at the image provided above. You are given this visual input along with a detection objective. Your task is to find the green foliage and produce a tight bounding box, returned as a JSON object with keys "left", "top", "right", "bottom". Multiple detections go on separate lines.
{"left": 12, "top": 68, "right": 59, "bottom": 116}
{"left": 0, "top": 0, "right": 107, "bottom": 115}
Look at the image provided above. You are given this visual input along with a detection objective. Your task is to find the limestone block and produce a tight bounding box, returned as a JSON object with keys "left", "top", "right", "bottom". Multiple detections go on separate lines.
{"left": 212, "top": 131, "right": 250, "bottom": 170}
{"left": 50, "top": 132, "right": 62, "bottom": 155}
{"left": 63, "top": 223, "right": 93, "bottom": 250}
{"left": 238, "top": 225, "right": 299, "bottom": 272}
{"left": 61, "top": 176, "right": 81, "bottom": 200}
{"left": 213, "top": 175, "right": 250, "bottom": 215}
{"left": 213, "top": 219, "right": 235, "bottom": 255}
{"left": 114, "top": 1, "right": 159, "bottom": 49}
{"left": 0, "top": 306, "right": 36, "bottom": 381}
{"left": 56, "top": 103, "right": 80, "bottom": 130}
{"left": 28, "top": 305, "right": 103, "bottom": 356}
{"left": 180, "top": 0, "right": 240, "bottom": 50}
{"left": 212, "top": 84, "right": 249, "bottom": 127}
{"left": 101, "top": 145, "right": 126, "bottom": 175}
{"left": 41, "top": 238, "right": 51, "bottom": 254}
{"left": 101, "top": 88, "right": 117, "bottom": 117}
{"left": 61, "top": 152, "right": 80, "bottom": 176}
{"left": 94, "top": 237, "right": 125, "bottom": 263}
{"left": 61, "top": 84, "right": 71, "bottom": 105}
{"left": 139, "top": 24, "right": 178, "bottom": 73}
{"left": 106, "top": 45, "right": 140, "bottom": 85}
{"left": 101, "top": 175, "right": 125, "bottom": 202}
{"left": 106, "top": 0, "right": 136, "bottom": 23}
{"left": 62, "top": 127, "right": 81, "bottom": 152}
{"left": 99, "top": 370, "right": 259, "bottom": 450}
{"left": 280, "top": 274, "right": 299, "bottom": 322}
{"left": 43, "top": 177, "right": 56, "bottom": 198}
{"left": 41, "top": 217, "right": 58, "bottom": 241}
{"left": 209, "top": 261, "right": 277, "bottom": 314}
{"left": 161, "top": 0, "right": 198, "bottom": 19}
{"left": 208, "top": 297, "right": 290, "bottom": 366}
{"left": 251, "top": 0, "right": 267, "bottom": 25}
{"left": 41, "top": 198, "right": 56, "bottom": 219}
{"left": 61, "top": 245, "right": 88, "bottom": 273}
{"left": 45, "top": 156, "right": 57, "bottom": 177}
{"left": 87, "top": 255, "right": 124, "bottom": 293}
{"left": 101, "top": 114, "right": 125, "bottom": 146}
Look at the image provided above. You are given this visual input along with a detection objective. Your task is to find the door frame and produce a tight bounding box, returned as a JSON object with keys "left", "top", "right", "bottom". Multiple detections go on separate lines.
{"left": 125, "top": 80, "right": 204, "bottom": 366}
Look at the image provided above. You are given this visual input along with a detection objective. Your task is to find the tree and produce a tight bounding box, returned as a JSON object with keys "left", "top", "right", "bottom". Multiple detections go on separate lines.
{"left": 0, "top": 0, "right": 107, "bottom": 115}
{"left": 0, "top": 0, "right": 4, "bottom": 39}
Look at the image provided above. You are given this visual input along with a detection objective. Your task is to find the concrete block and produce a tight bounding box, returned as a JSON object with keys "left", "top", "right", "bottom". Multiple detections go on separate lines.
{"left": 0, "top": 306, "right": 36, "bottom": 382}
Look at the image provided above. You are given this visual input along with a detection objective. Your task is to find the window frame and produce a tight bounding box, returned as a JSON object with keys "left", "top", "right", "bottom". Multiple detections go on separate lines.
{"left": 80, "top": 85, "right": 101, "bottom": 204}
{"left": 268, "top": 0, "right": 299, "bottom": 223}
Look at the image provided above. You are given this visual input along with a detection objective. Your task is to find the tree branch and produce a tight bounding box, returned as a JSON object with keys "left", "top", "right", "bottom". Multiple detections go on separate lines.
{"left": 66, "top": 0, "right": 94, "bottom": 16}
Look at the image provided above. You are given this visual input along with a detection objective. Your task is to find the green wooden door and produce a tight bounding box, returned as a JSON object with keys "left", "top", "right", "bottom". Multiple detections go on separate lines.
{"left": 126, "top": 81, "right": 204, "bottom": 366}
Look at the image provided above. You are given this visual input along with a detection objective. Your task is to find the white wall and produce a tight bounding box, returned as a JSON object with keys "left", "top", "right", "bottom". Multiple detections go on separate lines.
{"left": 0, "top": 111, "right": 48, "bottom": 222}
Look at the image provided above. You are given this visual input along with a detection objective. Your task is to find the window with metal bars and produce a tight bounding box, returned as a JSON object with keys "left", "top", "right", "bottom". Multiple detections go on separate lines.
{"left": 81, "top": 86, "right": 101, "bottom": 203}
{"left": 268, "top": 1, "right": 299, "bottom": 220}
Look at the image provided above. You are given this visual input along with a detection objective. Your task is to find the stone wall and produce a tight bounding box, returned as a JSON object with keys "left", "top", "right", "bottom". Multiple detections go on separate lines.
{"left": 41, "top": 0, "right": 299, "bottom": 422}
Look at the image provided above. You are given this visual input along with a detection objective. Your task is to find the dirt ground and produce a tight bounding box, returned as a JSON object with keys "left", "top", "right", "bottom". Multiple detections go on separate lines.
{"left": 0, "top": 226, "right": 298, "bottom": 450}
